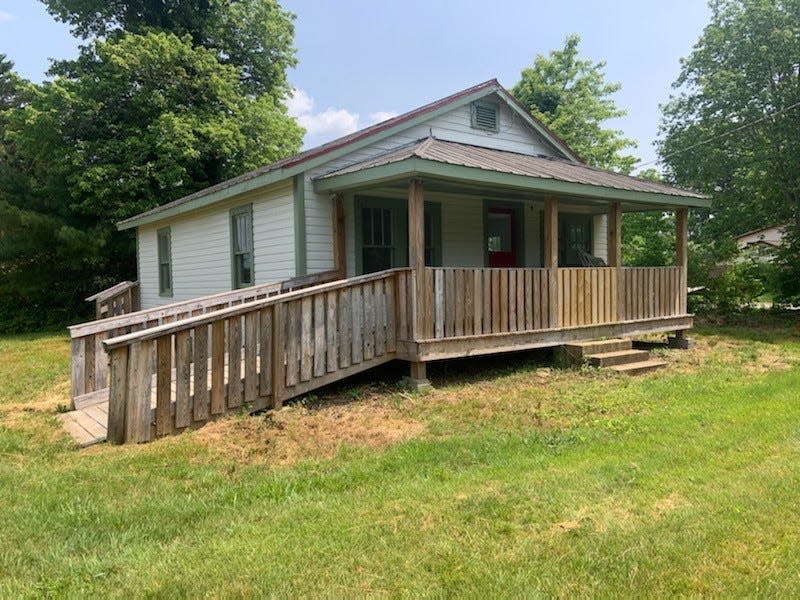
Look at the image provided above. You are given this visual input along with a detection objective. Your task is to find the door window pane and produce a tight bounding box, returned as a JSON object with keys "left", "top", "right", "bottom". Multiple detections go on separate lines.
{"left": 487, "top": 212, "right": 512, "bottom": 252}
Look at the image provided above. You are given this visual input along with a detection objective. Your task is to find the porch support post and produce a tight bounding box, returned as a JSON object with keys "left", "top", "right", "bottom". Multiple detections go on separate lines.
{"left": 406, "top": 178, "right": 431, "bottom": 388}
{"left": 331, "top": 193, "right": 346, "bottom": 278}
{"left": 669, "top": 207, "right": 693, "bottom": 348}
{"left": 607, "top": 201, "right": 622, "bottom": 268}
{"left": 608, "top": 201, "right": 623, "bottom": 322}
{"left": 543, "top": 195, "right": 560, "bottom": 327}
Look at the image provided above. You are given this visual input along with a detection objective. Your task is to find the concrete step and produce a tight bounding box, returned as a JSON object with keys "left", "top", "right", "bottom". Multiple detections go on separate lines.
{"left": 562, "top": 338, "right": 632, "bottom": 358}
{"left": 587, "top": 349, "right": 651, "bottom": 367}
{"left": 608, "top": 359, "right": 668, "bottom": 375}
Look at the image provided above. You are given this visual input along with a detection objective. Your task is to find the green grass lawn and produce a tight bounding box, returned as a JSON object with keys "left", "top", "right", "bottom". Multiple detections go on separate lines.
{"left": 1, "top": 320, "right": 800, "bottom": 596}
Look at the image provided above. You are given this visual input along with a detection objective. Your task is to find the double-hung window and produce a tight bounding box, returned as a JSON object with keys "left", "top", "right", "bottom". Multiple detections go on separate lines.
{"left": 230, "top": 205, "right": 254, "bottom": 288}
{"left": 157, "top": 227, "right": 172, "bottom": 297}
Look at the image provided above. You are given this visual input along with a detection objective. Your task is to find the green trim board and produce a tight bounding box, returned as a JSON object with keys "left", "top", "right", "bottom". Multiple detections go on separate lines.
{"left": 482, "top": 200, "right": 525, "bottom": 267}
{"left": 157, "top": 227, "right": 172, "bottom": 297}
{"left": 229, "top": 204, "right": 254, "bottom": 289}
{"left": 354, "top": 195, "right": 442, "bottom": 275}
{"left": 314, "top": 157, "right": 712, "bottom": 208}
{"left": 293, "top": 174, "right": 307, "bottom": 276}
{"left": 117, "top": 82, "right": 577, "bottom": 231}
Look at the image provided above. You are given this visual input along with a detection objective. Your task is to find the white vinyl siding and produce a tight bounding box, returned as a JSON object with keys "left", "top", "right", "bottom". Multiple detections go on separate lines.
{"left": 593, "top": 214, "right": 608, "bottom": 263}
{"left": 138, "top": 181, "right": 295, "bottom": 309}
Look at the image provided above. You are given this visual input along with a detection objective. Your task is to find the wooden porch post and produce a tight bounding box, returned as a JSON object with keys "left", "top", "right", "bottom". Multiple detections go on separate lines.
{"left": 406, "top": 178, "right": 430, "bottom": 389}
{"left": 607, "top": 201, "right": 622, "bottom": 268}
{"left": 331, "top": 193, "right": 346, "bottom": 278}
{"left": 608, "top": 201, "right": 623, "bottom": 322}
{"left": 670, "top": 207, "right": 692, "bottom": 348}
{"left": 543, "top": 196, "right": 560, "bottom": 328}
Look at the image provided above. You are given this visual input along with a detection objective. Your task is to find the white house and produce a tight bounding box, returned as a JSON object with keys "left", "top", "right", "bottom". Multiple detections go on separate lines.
{"left": 118, "top": 79, "right": 706, "bottom": 310}
{"left": 64, "top": 80, "right": 711, "bottom": 445}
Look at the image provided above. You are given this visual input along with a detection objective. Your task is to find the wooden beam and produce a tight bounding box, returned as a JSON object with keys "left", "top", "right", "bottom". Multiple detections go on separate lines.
{"left": 331, "top": 193, "right": 346, "bottom": 278}
{"left": 675, "top": 206, "right": 689, "bottom": 317}
{"left": 607, "top": 201, "right": 622, "bottom": 268}
{"left": 675, "top": 207, "right": 688, "bottom": 269}
{"left": 543, "top": 196, "right": 560, "bottom": 327}
{"left": 408, "top": 179, "right": 425, "bottom": 339}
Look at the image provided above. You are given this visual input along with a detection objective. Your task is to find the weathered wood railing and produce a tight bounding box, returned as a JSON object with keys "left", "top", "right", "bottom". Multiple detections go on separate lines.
{"left": 86, "top": 281, "right": 140, "bottom": 320}
{"left": 616, "top": 266, "right": 685, "bottom": 322}
{"left": 424, "top": 268, "right": 555, "bottom": 339}
{"left": 424, "top": 266, "right": 686, "bottom": 340}
{"left": 68, "top": 270, "right": 341, "bottom": 408}
{"left": 102, "top": 269, "right": 406, "bottom": 443}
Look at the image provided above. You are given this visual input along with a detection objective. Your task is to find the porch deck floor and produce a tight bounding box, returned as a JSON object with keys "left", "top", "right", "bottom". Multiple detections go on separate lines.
{"left": 58, "top": 401, "right": 109, "bottom": 447}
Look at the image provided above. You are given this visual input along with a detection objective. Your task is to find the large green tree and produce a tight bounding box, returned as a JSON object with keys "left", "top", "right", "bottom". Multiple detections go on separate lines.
{"left": 659, "top": 0, "right": 800, "bottom": 301}
{"left": 0, "top": 3, "right": 303, "bottom": 332}
{"left": 40, "top": 0, "right": 297, "bottom": 96}
{"left": 511, "top": 34, "right": 637, "bottom": 173}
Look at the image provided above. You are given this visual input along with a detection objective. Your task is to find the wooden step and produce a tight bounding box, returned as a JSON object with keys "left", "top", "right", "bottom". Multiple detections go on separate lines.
{"left": 562, "top": 338, "right": 632, "bottom": 358}
{"left": 587, "top": 349, "right": 651, "bottom": 367}
{"left": 608, "top": 359, "right": 668, "bottom": 375}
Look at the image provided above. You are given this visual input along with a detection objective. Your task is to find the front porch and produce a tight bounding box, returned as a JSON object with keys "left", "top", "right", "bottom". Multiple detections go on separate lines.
{"left": 317, "top": 138, "right": 701, "bottom": 384}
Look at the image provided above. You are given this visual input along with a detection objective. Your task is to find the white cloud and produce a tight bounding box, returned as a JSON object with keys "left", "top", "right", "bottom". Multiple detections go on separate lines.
{"left": 287, "top": 88, "right": 397, "bottom": 148}
{"left": 0, "top": 11, "right": 13, "bottom": 24}
{"left": 368, "top": 111, "right": 399, "bottom": 125}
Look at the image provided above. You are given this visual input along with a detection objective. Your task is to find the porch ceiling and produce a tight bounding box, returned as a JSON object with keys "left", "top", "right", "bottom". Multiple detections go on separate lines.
{"left": 314, "top": 137, "right": 711, "bottom": 209}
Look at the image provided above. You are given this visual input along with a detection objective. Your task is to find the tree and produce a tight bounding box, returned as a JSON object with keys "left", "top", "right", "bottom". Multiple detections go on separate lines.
{"left": 659, "top": 0, "right": 800, "bottom": 302}
{"left": 621, "top": 169, "right": 676, "bottom": 267}
{"left": 511, "top": 34, "right": 637, "bottom": 173}
{"left": 0, "top": 27, "right": 302, "bottom": 332}
{"left": 40, "top": 0, "right": 297, "bottom": 96}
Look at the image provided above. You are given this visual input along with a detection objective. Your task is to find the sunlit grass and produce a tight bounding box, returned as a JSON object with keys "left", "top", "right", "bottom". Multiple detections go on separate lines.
{"left": 1, "top": 320, "right": 799, "bottom": 596}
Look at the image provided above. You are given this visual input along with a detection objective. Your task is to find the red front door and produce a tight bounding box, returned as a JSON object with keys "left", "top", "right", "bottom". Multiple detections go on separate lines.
{"left": 487, "top": 207, "right": 517, "bottom": 267}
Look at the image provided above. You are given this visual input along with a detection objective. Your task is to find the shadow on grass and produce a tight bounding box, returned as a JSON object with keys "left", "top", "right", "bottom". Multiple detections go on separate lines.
{"left": 290, "top": 348, "right": 555, "bottom": 412}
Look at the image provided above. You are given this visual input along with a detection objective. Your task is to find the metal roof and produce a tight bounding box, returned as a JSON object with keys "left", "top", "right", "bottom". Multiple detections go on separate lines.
{"left": 319, "top": 137, "right": 709, "bottom": 201}
{"left": 118, "top": 79, "right": 581, "bottom": 229}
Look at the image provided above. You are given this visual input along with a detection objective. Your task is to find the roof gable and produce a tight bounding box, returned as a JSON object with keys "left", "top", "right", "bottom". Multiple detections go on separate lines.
{"left": 118, "top": 79, "right": 580, "bottom": 230}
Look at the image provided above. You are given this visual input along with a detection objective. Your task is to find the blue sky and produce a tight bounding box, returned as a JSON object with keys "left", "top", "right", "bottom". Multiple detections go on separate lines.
{"left": 0, "top": 0, "right": 710, "bottom": 168}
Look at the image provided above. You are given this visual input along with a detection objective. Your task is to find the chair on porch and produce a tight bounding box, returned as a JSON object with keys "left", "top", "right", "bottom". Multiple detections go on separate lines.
{"left": 575, "top": 245, "right": 607, "bottom": 267}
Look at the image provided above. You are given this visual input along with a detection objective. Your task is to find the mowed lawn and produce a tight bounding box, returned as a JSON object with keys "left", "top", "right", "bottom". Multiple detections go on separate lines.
{"left": 1, "top": 319, "right": 800, "bottom": 596}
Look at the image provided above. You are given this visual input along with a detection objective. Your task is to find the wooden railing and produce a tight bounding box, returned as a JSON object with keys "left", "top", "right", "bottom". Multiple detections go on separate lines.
{"left": 423, "top": 268, "right": 555, "bottom": 339}
{"left": 86, "top": 281, "right": 140, "bottom": 319}
{"left": 68, "top": 270, "right": 341, "bottom": 408}
{"left": 617, "top": 266, "right": 685, "bottom": 322}
{"left": 423, "top": 266, "right": 686, "bottom": 340}
{"left": 102, "top": 269, "right": 406, "bottom": 443}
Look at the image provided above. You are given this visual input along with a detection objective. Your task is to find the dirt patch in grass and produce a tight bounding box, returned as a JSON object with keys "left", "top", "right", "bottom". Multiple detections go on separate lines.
{"left": 193, "top": 391, "right": 425, "bottom": 466}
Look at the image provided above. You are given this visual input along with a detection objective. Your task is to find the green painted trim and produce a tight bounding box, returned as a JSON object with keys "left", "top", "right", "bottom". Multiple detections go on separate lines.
{"left": 293, "top": 175, "right": 307, "bottom": 276}
{"left": 483, "top": 200, "right": 525, "bottom": 267}
{"left": 157, "top": 227, "right": 173, "bottom": 297}
{"left": 117, "top": 86, "right": 537, "bottom": 231}
{"left": 313, "top": 157, "right": 711, "bottom": 208}
{"left": 230, "top": 204, "right": 254, "bottom": 289}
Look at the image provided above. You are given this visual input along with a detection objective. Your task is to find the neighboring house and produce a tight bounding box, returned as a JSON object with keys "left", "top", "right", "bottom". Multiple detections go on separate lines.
{"left": 733, "top": 225, "right": 787, "bottom": 262}
{"left": 66, "top": 80, "right": 711, "bottom": 446}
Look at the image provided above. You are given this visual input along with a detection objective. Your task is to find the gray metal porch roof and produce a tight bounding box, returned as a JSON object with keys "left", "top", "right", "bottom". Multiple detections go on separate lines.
{"left": 316, "top": 137, "right": 709, "bottom": 207}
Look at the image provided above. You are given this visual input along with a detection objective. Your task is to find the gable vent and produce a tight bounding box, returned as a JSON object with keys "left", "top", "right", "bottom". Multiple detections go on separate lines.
{"left": 471, "top": 101, "right": 499, "bottom": 132}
